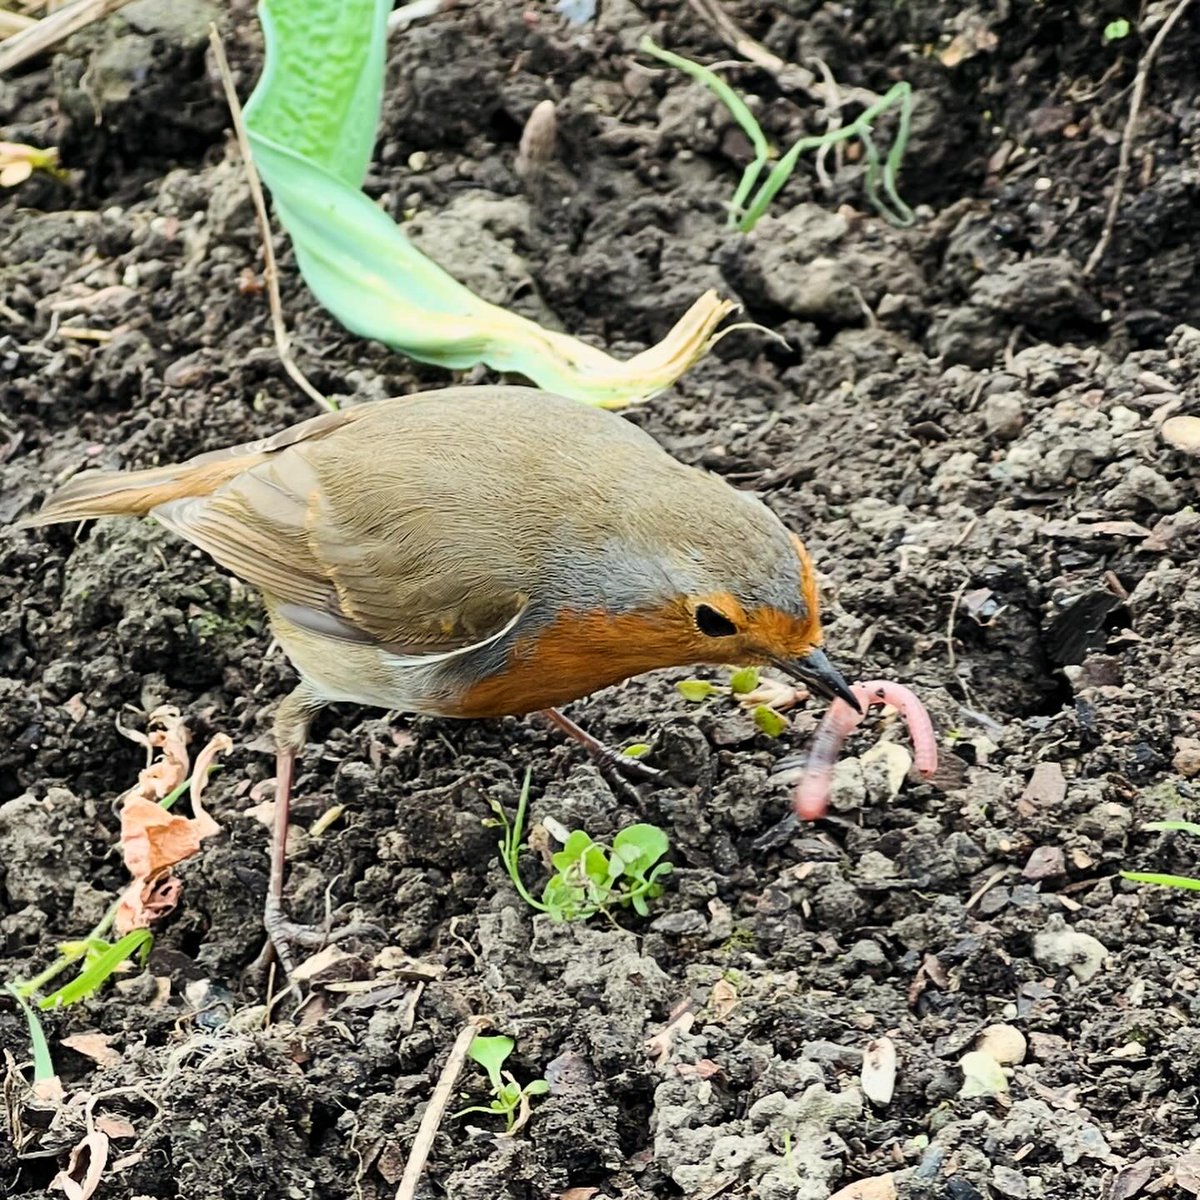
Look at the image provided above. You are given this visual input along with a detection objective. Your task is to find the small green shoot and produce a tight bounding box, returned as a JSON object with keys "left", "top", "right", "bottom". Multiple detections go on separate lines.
{"left": 751, "top": 705, "right": 789, "bottom": 737}
{"left": 1103, "top": 18, "right": 1131, "bottom": 41}
{"left": 641, "top": 36, "right": 915, "bottom": 231}
{"left": 677, "top": 679, "right": 718, "bottom": 702}
{"left": 729, "top": 666, "right": 760, "bottom": 695}
{"left": 38, "top": 931, "right": 153, "bottom": 1010}
{"left": 489, "top": 772, "right": 673, "bottom": 922}
{"left": 6, "top": 984, "right": 56, "bottom": 1087}
{"left": 454, "top": 1034, "right": 549, "bottom": 1133}
{"left": 1121, "top": 820, "right": 1200, "bottom": 892}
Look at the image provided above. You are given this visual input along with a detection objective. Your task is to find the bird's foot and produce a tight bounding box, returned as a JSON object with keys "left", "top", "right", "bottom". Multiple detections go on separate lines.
{"left": 251, "top": 896, "right": 385, "bottom": 985}
{"left": 539, "top": 707, "right": 664, "bottom": 793}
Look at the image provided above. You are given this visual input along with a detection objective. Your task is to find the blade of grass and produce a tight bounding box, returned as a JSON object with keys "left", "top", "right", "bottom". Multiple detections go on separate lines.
{"left": 1121, "top": 871, "right": 1200, "bottom": 891}
{"left": 740, "top": 83, "right": 914, "bottom": 230}
{"left": 38, "top": 929, "right": 153, "bottom": 1010}
{"left": 1143, "top": 820, "right": 1200, "bottom": 837}
{"left": 640, "top": 36, "right": 770, "bottom": 227}
{"left": 6, "top": 983, "right": 56, "bottom": 1085}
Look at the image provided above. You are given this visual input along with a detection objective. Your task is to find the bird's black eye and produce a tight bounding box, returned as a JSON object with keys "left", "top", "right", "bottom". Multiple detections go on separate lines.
{"left": 695, "top": 604, "right": 738, "bottom": 638}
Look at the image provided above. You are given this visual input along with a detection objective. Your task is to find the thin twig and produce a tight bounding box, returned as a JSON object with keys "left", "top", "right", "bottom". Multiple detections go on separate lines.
{"left": 945, "top": 576, "right": 971, "bottom": 673}
{"left": 1084, "top": 0, "right": 1195, "bottom": 276}
{"left": 0, "top": 0, "right": 134, "bottom": 74}
{"left": 394, "top": 1018, "right": 487, "bottom": 1200}
{"left": 207, "top": 26, "right": 334, "bottom": 413}
{"left": 0, "top": 11, "right": 38, "bottom": 38}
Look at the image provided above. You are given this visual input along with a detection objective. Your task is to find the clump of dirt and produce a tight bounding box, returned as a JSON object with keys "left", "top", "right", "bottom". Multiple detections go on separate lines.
{"left": 2, "top": 1, "right": 1200, "bottom": 1198}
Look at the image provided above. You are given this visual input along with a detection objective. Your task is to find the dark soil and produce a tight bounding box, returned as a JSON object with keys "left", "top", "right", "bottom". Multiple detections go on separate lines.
{"left": 3, "top": 1, "right": 1200, "bottom": 1198}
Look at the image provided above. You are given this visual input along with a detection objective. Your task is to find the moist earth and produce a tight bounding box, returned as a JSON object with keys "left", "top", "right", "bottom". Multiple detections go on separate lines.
{"left": 2, "top": 1, "right": 1200, "bottom": 1198}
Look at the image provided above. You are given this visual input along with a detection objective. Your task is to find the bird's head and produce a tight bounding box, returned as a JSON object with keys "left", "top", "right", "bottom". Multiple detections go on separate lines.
{"left": 659, "top": 532, "right": 859, "bottom": 709}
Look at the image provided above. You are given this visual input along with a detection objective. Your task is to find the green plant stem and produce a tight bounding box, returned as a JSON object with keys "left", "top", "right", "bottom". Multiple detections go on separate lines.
{"left": 493, "top": 770, "right": 548, "bottom": 913}
{"left": 739, "top": 82, "right": 914, "bottom": 230}
{"left": 640, "top": 36, "right": 771, "bottom": 228}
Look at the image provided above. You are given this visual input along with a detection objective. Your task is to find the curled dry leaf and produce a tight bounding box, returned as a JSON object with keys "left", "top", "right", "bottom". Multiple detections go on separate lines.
{"left": 118, "top": 799, "right": 218, "bottom": 881}
{"left": 93, "top": 1114, "right": 136, "bottom": 1140}
{"left": 49, "top": 1130, "right": 109, "bottom": 1200}
{"left": 114, "top": 727, "right": 231, "bottom": 934}
{"left": 117, "top": 705, "right": 191, "bottom": 801}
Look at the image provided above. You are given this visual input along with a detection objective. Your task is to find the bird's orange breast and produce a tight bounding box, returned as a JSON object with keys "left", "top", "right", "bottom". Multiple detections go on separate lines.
{"left": 449, "top": 605, "right": 699, "bottom": 718}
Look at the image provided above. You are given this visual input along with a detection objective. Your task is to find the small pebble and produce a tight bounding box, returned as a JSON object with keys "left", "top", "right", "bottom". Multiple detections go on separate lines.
{"left": 1022, "top": 845, "right": 1066, "bottom": 881}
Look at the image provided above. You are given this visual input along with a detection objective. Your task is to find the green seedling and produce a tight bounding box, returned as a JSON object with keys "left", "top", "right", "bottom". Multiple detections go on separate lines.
{"left": 6, "top": 984, "right": 56, "bottom": 1088}
{"left": 241, "top": 0, "right": 735, "bottom": 408}
{"left": 1121, "top": 820, "right": 1200, "bottom": 892}
{"left": 454, "top": 1034, "right": 549, "bottom": 1134}
{"left": 1103, "top": 18, "right": 1131, "bottom": 41}
{"left": 7, "top": 773, "right": 200, "bottom": 1009}
{"left": 676, "top": 666, "right": 793, "bottom": 737}
{"left": 490, "top": 771, "right": 673, "bottom": 921}
{"left": 641, "top": 36, "right": 914, "bottom": 232}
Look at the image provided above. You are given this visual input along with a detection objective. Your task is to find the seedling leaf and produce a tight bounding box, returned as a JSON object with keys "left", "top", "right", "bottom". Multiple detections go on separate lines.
{"left": 6, "top": 984, "right": 55, "bottom": 1084}
{"left": 613, "top": 824, "right": 670, "bottom": 874}
{"left": 467, "top": 1035, "right": 514, "bottom": 1092}
{"left": 752, "top": 704, "right": 789, "bottom": 737}
{"left": 677, "top": 679, "right": 716, "bottom": 702}
{"left": 1143, "top": 820, "right": 1200, "bottom": 837}
{"left": 39, "top": 930, "right": 153, "bottom": 1010}
{"left": 1121, "top": 871, "right": 1200, "bottom": 892}
{"left": 729, "top": 666, "right": 760, "bottom": 695}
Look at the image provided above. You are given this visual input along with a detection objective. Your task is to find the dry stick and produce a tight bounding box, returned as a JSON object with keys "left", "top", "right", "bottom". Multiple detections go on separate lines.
{"left": 686, "top": 0, "right": 878, "bottom": 107}
{"left": 207, "top": 27, "right": 334, "bottom": 413}
{"left": 1084, "top": 0, "right": 1196, "bottom": 276}
{"left": 0, "top": 11, "right": 38, "bottom": 38}
{"left": 394, "top": 1018, "right": 487, "bottom": 1200}
{"left": 0, "top": 0, "right": 133, "bottom": 75}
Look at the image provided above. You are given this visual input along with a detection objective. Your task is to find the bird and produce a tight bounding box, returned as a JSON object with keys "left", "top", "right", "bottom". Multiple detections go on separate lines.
{"left": 21, "top": 385, "right": 858, "bottom": 971}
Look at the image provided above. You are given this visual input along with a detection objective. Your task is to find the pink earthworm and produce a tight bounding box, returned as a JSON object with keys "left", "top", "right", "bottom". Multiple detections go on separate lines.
{"left": 793, "top": 681, "right": 938, "bottom": 821}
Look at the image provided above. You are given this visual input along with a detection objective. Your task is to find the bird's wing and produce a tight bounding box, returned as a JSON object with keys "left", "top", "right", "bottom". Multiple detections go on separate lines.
{"left": 152, "top": 437, "right": 529, "bottom": 657}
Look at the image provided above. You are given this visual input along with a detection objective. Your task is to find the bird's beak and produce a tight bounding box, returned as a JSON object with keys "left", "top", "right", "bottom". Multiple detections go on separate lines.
{"left": 772, "top": 647, "right": 862, "bottom": 713}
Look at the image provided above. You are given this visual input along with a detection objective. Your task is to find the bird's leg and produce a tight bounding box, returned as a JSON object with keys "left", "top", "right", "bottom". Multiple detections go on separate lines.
{"left": 539, "top": 708, "right": 662, "bottom": 783}
{"left": 251, "top": 686, "right": 379, "bottom": 981}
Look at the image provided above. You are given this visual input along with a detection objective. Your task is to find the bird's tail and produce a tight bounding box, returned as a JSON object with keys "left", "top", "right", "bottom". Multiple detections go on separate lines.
{"left": 18, "top": 451, "right": 266, "bottom": 528}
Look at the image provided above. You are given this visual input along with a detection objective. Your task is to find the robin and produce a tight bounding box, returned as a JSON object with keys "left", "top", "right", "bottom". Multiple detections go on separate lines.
{"left": 22, "top": 386, "right": 858, "bottom": 969}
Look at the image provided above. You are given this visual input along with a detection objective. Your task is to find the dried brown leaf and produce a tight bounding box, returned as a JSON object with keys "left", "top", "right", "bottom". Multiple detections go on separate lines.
{"left": 49, "top": 1130, "right": 109, "bottom": 1200}
{"left": 60, "top": 1033, "right": 120, "bottom": 1068}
